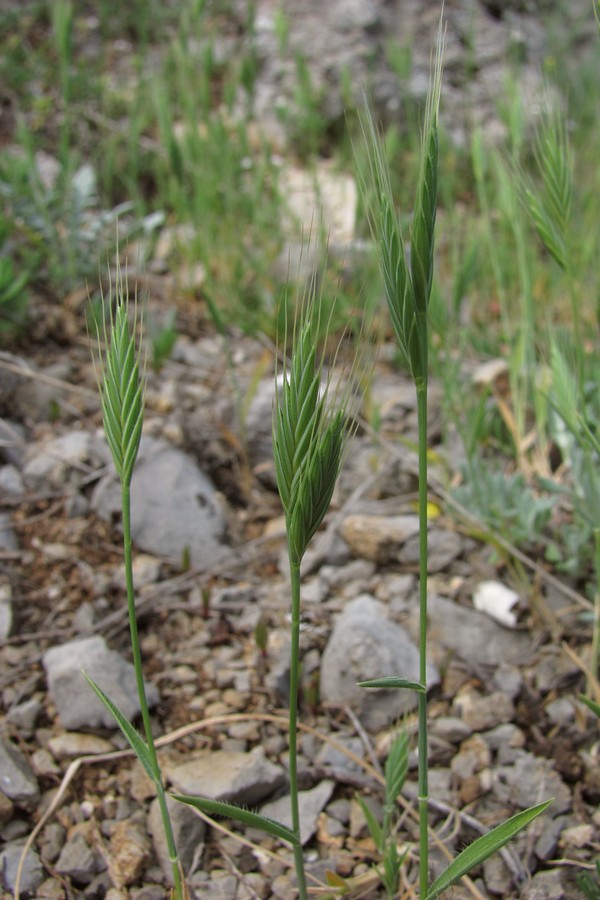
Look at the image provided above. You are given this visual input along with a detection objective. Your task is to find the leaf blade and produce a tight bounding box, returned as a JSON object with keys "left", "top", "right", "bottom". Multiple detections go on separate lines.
{"left": 82, "top": 671, "right": 156, "bottom": 782}
{"left": 426, "top": 799, "right": 552, "bottom": 899}
{"left": 358, "top": 676, "right": 426, "bottom": 691}
{"left": 172, "top": 795, "right": 300, "bottom": 846}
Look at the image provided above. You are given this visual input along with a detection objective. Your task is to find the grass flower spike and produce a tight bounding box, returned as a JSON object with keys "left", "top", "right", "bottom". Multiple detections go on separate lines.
{"left": 274, "top": 317, "right": 347, "bottom": 565}
{"left": 273, "top": 283, "right": 357, "bottom": 899}
{"left": 99, "top": 281, "right": 144, "bottom": 487}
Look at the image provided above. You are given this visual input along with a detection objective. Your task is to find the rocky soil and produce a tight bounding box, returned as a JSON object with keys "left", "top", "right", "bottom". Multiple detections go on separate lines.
{"left": 1, "top": 294, "right": 599, "bottom": 898}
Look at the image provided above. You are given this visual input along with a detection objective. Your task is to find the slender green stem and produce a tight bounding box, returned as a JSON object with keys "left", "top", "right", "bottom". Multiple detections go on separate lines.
{"left": 122, "top": 483, "right": 183, "bottom": 900}
{"left": 288, "top": 559, "right": 308, "bottom": 900}
{"left": 565, "top": 258, "right": 584, "bottom": 391}
{"left": 591, "top": 528, "right": 600, "bottom": 685}
{"left": 416, "top": 384, "right": 429, "bottom": 897}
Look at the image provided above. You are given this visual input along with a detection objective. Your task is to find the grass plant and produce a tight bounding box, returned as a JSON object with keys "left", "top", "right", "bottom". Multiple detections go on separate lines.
{"left": 89, "top": 270, "right": 185, "bottom": 899}
{"left": 356, "top": 729, "right": 410, "bottom": 898}
{"left": 272, "top": 279, "right": 359, "bottom": 897}
{"left": 356, "top": 13, "right": 551, "bottom": 896}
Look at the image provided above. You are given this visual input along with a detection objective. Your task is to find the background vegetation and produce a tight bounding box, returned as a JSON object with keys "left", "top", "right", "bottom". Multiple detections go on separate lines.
{"left": 1, "top": 0, "right": 599, "bottom": 598}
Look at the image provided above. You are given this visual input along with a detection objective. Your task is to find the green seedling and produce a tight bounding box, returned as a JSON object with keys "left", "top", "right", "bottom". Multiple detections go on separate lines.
{"left": 356, "top": 10, "right": 551, "bottom": 896}
{"left": 578, "top": 859, "right": 600, "bottom": 900}
{"left": 357, "top": 730, "right": 409, "bottom": 898}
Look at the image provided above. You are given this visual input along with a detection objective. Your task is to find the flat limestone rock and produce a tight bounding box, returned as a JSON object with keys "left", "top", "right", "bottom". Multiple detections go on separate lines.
{"left": 91, "top": 436, "right": 227, "bottom": 567}
{"left": 43, "top": 635, "right": 159, "bottom": 730}
{"left": 338, "top": 514, "right": 420, "bottom": 564}
{"left": 408, "top": 594, "right": 534, "bottom": 667}
{"left": 165, "top": 746, "right": 285, "bottom": 807}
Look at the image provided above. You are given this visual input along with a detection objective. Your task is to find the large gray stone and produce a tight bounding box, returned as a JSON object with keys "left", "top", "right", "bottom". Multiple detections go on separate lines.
{"left": 165, "top": 747, "right": 285, "bottom": 807}
{"left": 408, "top": 594, "right": 534, "bottom": 668}
{"left": 91, "top": 436, "right": 227, "bottom": 566}
{"left": 320, "top": 594, "right": 439, "bottom": 731}
{"left": 43, "top": 635, "right": 159, "bottom": 730}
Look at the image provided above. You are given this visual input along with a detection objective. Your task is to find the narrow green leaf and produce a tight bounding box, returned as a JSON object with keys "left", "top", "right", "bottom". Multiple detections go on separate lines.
{"left": 358, "top": 676, "right": 426, "bottom": 691}
{"left": 82, "top": 671, "right": 156, "bottom": 782}
{"left": 172, "top": 794, "right": 300, "bottom": 846}
{"left": 385, "top": 730, "right": 409, "bottom": 813}
{"left": 580, "top": 695, "right": 600, "bottom": 719}
{"left": 426, "top": 799, "right": 552, "bottom": 899}
{"left": 357, "top": 795, "right": 383, "bottom": 853}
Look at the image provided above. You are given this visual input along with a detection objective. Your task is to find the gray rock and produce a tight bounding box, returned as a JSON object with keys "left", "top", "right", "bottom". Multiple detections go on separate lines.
{"left": 245, "top": 377, "right": 277, "bottom": 476}
{"left": 14, "top": 361, "right": 72, "bottom": 423}
{"left": 188, "top": 871, "right": 238, "bottom": 899}
{"left": 47, "top": 732, "right": 114, "bottom": 759}
{"left": 55, "top": 833, "right": 100, "bottom": 885}
{"left": 483, "top": 853, "right": 513, "bottom": 897}
{"left": 400, "top": 528, "right": 463, "bottom": 572}
{"left": 0, "top": 581, "right": 12, "bottom": 640}
{"left": 453, "top": 689, "right": 514, "bottom": 731}
{"left": 38, "top": 822, "right": 66, "bottom": 863}
{"left": 0, "top": 734, "right": 39, "bottom": 810}
{"left": 320, "top": 594, "right": 439, "bottom": 731}
{"left": 260, "top": 779, "right": 335, "bottom": 845}
{"left": 166, "top": 746, "right": 285, "bottom": 807}
{"left": 409, "top": 594, "right": 534, "bottom": 667}
{"left": 148, "top": 794, "right": 205, "bottom": 882}
{"left": 107, "top": 817, "right": 152, "bottom": 889}
{"left": 23, "top": 430, "right": 97, "bottom": 490}
{"left": 315, "top": 736, "right": 365, "bottom": 780}
{"left": 6, "top": 697, "right": 42, "bottom": 735}
{"left": 0, "top": 418, "right": 26, "bottom": 467}
{"left": 0, "top": 512, "right": 18, "bottom": 553}
{"left": 0, "top": 841, "right": 44, "bottom": 896}
{"left": 91, "top": 437, "right": 227, "bottom": 567}
{"left": 43, "top": 635, "right": 159, "bottom": 730}
{"left": 429, "top": 716, "right": 472, "bottom": 744}
{"left": 338, "top": 514, "right": 420, "bottom": 564}
{"left": 525, "top": 867, "right": 567, "bottom": 899}
{"left": 494, "top": 751, "right": 571, "bottom": 816}
{"left": 535, "top": 815, "right": 569, "bottom": 861}
{"left": 265, "top": 631, "right": 292, "bottom": 702}
{"left": 0, "top": 464, "right": 24, "bottom": 495}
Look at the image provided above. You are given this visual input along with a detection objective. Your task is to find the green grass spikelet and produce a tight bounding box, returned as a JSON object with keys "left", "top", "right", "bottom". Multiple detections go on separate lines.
{"left": 288, "top": 408, "right": 345, "bottom": 560}
{"left": 101, "top": 299, "right": 144, "bottom": 487}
